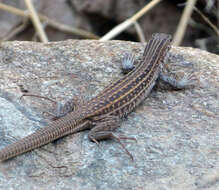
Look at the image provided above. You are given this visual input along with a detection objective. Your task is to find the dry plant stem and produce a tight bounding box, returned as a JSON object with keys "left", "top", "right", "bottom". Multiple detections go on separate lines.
{"left": 2, "top": 18, "right": 29, "bottom": 41}
{"left": 24, "top": 0, "right": 48, "bottom": 42}
{"left": 20, "top": 94, "right": 57, "bottom": 104}
{"left": 173, "top": 0, "right": 198, "bottom": 46}
{"left": 43, "top": 16, "right": 99, "bottom": 39}
{"left": 33, "top": 22, "right": 48, "bottom": 42}
{"left": 0, "top": 3, "right": 98, "bottom": 39}
{"left": 99, "top": 0, "right": 162, "bottom": 41}
{"left": 193, "top": 7, "right": 219, "bottom": 35}
{"left": 188, "top": 19, "right": 212, "bottom": 35}
{"left": 134, "top": 21, "right": 146, "bottom": 43}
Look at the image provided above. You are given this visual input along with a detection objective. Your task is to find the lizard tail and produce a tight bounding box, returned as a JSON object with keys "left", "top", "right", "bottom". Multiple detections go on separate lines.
{"left": 0, "top": 113, "right": 84, "bottom": 161}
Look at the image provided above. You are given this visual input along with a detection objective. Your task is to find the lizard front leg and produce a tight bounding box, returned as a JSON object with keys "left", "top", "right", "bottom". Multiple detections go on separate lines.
{"left": 121, "top": 53, "right": 197, "bottom": 89}
{"left": 88, "top": 114, "right": 136, "bottom": 160}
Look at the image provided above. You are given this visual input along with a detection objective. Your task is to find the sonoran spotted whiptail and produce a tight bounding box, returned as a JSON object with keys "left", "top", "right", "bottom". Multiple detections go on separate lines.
{"left": 0, "top": 33, "right": 196, "bottom": 161}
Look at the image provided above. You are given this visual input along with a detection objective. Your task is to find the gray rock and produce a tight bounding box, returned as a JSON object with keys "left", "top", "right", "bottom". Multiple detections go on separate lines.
{"left": 0, "top": 40, "right": 218, "bottom": 190}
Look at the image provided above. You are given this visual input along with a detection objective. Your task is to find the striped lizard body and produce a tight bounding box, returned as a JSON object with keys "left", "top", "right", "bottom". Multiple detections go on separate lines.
{"left": 0, "top": 33, "right": 190, "bottom": 161}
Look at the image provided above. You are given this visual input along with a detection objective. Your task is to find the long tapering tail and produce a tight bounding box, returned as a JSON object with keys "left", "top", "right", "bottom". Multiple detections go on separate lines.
{"left": 0, "top": 113, "right": 84, "bottom": 161}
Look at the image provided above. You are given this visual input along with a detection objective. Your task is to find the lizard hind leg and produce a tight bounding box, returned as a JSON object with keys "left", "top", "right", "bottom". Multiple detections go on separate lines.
{"left": 158, "top": 72, "right": 198, "bottom": 90}
{"left": 20, "top": 93, "right": 85, "bottom": 120}
{"left": 52, "top": 95, "right": 86, "bottom": 120}
{"left": 88, "top": 114, "right": 136, "bottom": 160}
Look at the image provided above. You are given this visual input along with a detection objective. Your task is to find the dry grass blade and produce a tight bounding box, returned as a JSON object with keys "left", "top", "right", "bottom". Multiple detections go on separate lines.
{"left": 193, "top": 6, "right": 219, "bottom": 36}
{"left": 173, "top": 0, "right": 198, "bottom": 46}
{"left": 99, "top": 0, "right": 163, "bottom": 41}
{"left": 24, "top": 0, "right": 48, "bottom": 42}
{"left": 134, "top": 21, "right": 146, "bottom": 43}
{"left": 2, "top": 18, "right": 29, "bottom": 41}
{"left": 0, "top": 2, "right": 99, "bottom": 40}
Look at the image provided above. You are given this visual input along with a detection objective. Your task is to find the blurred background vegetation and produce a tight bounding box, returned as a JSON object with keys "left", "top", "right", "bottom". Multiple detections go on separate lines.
{"left": 0, "top": 0, "right": 218, "bottom": 54}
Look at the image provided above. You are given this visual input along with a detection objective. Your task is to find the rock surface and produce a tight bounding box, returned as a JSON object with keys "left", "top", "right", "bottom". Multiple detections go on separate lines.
{"left": 0, "top": 40, "right": 218, "bottom": 190}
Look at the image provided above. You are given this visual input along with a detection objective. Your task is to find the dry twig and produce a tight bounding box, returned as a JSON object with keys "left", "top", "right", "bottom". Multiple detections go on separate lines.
{"left": 24, "top": 0, "right": 48, "bottom": 42}
{"left": 3, "top": 18, "right": 29, "bottom": 41}
{"left": 99, "top": 0, "right": 162, "bottom": 41}
{"left": 0, "top": 2, "right": 98, "bottom": 40}
{"left": 173, "top": 0, "right": 198, "bottom": 46}
{"left": 193, "top": 6, "right": 219, "bottom": 36}
{"left": 134, "top": 21, "right": 146, "bottom": 43}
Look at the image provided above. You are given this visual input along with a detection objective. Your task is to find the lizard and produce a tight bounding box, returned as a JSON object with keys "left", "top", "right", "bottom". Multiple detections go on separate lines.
{"left": 0, "top": 33, "right": 195, "bottom": 161}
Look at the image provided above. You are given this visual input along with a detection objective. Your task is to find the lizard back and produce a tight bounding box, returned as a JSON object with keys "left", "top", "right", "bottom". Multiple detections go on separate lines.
{"left": 0, "top": 33, "right": 172, "bottom": 161}
{"left": 83, "top": 33, "right": 172, "bottom": 118}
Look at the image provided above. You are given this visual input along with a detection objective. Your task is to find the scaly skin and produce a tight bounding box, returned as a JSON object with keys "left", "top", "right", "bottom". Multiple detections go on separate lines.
{"left": 0, "top": 33, "right": 194, "bottom": 161}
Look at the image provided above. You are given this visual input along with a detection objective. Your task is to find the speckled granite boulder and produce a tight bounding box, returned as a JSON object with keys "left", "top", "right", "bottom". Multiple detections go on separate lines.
{"left": 0, "top": 40, "right": 218, "bottom": 190}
